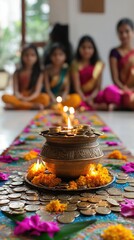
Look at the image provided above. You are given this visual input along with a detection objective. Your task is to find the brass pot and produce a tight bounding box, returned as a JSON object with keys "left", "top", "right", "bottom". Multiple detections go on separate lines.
{"left": 40, "top": 129, "right": 103, "bottom": 179}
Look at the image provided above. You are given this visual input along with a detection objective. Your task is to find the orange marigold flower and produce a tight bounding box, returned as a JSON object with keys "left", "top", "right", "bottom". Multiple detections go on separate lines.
{"left": 101, "top": 224, "right": 134, "bottom": 240}
{"left": 68, "top": 181, "right": 77, "bottom": 190}
{"left": 24, "top": 150, "right": 38, "bottom": 161}
{"left": 46, "top": 200, "right": 67, "bottom": 212}
{"left": 108, "top": 150, "right": 127, "bottom": 161}
{"left": 31, "top": 173, "right": 61, "bottom": 187}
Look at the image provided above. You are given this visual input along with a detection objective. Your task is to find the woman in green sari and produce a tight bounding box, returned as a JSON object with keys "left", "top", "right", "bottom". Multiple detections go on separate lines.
{"left": 44, "top": 43, "right": 81, "bottom": 108}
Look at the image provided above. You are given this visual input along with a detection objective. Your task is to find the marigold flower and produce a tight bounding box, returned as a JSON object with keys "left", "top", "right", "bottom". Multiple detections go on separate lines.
{"left": 31, "top": 173, "right": 61, "bottom": 187}
{"left": 68, "top": 181, "right": 78, "bottom": 190}
{"left": 101, "top": 224, "right": 134, "bottom": 240}
{"left": 24, "top": 150, "right": 38, "bottom": 161}
{"left": 108, "top": 150, "right": 127, "bottom": 161}
{"left": 46, "top": 200, "right": 67, "bottom": 212}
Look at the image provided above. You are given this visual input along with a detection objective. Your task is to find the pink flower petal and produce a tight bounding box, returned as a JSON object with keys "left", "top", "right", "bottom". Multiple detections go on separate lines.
{"left": 105, "top": 141, "right": 119, "bottom": 146}
{"left": 0, "top": 172, "right": 9, "bottom": 181}
{"left": 0, "top": 155, "right": 18, "bottom": 163}
{"left": 122, "top": 162, "right": 134, "bottom": 173}
{"left": 121, "top": 199, "right": 134, "bottom": 217}
{"left": 101, "top": 126, "right": 111, "bottom": 132}
{"left": 14, "top": 215, "right": 60, "bottom": 237}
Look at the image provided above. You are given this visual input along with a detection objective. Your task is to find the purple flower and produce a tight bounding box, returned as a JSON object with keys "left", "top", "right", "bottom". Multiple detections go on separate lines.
{"left": 13, "top": 139, "right": 25, "bottom": 146}
{"left": 33, "top": 149, "right": 40, "bottom": 153}
{"left": 101, "top": 126, "right": 111, "bottom": 132}
{"left": 0, "top": 172, "right": 9, "bottom": 180}
{"left": 122, "top": 162, "right": 134, "bottom": 173}
{"left": 121, "top": 199, "right": 134, "bottom": 217}
{"left": 14, "top": 215, "right": 60, "bottom": 237}
{"left": 105, "top": 141, "right": 119, "bottom": 146}
{"left": 0, "top": 155, "right": 18, "bottom": 163}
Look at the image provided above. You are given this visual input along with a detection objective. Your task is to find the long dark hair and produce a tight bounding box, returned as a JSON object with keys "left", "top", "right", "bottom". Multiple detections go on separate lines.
{"left": 49, "top": 42, "right": 67, "bottom": 62}
{"left": 75, "top": 35, "right": 100, "bottom": 65}
{"left": 20, "top": 44, "right": 41, "bottom": 90}
{"left": 117, "top": 18, "right": 134, "bottom": 32}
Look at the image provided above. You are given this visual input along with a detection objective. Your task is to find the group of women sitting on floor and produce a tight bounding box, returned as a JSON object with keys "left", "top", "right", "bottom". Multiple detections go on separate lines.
{"left": 2, "top": 18, "right": 134, "bottom": 111}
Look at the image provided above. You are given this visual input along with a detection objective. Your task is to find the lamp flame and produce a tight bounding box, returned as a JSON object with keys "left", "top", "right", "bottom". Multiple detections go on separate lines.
{"left": 69, "top": 107, "right": 75, "bottom": 114}
{"left": 63, "top": 106, "right": 69, "bottom": 113}
{"left": 56, "top": 96, "right": 62, "bottom": 103}
{"left": 67, "top": 117, "right": 73, "bottom": 129}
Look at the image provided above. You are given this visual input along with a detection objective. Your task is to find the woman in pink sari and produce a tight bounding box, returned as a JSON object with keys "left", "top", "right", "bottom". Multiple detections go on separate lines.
{"left": 71, "top": 35, "right": 106, "bottom": 110}
{"left": 108, "top": 18, "right": 134, "bottom": 110}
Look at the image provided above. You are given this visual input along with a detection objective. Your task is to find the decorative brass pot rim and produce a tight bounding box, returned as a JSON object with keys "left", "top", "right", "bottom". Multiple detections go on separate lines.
{"left": 41, "top": 154, "right": 104, "bottom": 162}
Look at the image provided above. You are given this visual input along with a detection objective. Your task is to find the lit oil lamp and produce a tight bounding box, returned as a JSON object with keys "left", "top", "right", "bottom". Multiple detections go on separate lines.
{"left": 27, "top": 159, "right": 45, "bottom": 180}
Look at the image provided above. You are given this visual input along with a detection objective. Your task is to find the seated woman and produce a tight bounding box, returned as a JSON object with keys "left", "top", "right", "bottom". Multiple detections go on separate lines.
{"left": 108, "top": 18, "right": 134, "bottom": 110}
{"left": 2, "top": 44, "right": 49, "bottom": 110}
{"left": 44, "top": 43, "right": 81, "bottom": 108}
{"left": 71, "top": 35, "right": 106, "bottom": 110}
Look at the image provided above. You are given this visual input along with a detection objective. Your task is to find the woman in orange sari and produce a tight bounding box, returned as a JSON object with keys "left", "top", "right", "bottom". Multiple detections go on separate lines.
{"left": 108, "top": 18, "right": 134, "bottom": 110}
{"left": 71, "top": 35, "right": 107, "bottom": 110}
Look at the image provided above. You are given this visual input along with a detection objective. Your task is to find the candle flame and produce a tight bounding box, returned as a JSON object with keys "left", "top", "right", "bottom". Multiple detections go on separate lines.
{"left": 63, "top": 106, "right": 69, "bottom": 113}
{"left": 67, "top": 116, "right": 73, "bottom": 129}
{"left": 56, "top": 96, "right": 62, "bottom": 103}
{"left": 69, "top": 107, "right": 75, "bottom": 114}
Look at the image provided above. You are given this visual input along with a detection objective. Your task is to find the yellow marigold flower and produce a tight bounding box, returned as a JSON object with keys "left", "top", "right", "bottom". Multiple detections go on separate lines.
{"left": 68, "top": 181, "right": 77, "bottom": 190}
{"left": 101, "top": 224, "right": 134, "bottom": 240}
{"left": 24, "top": 150, "right": 38, "bottom": 161}
{"left": 99, "top": 134, "right": 108, "bottom": 139}
{"left": 27, "top": 163, "right": 45, "bottom": 180}
{"left": 46, "top": 200, "right": 67, "bottom": 212}
{"left": 76, "top": 176, "right": 87, "bottom": 186}
{"left": 108, "top": 150, "right": 127, "bottom": 161}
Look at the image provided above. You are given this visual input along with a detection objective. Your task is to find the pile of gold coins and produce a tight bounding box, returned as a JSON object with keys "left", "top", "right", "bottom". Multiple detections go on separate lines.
{"left": 0, "top": 171, "right": 134, "bottom": 224}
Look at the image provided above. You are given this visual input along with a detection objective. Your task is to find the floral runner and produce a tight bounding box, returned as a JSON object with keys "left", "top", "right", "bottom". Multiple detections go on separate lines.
{"left": 0, "top": 110, "right": 134, "bottom": 239}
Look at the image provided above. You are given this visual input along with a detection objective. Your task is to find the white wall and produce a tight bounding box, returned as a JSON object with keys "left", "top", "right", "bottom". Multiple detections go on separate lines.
{"left": 50, "top": 0, "right": 134, "bottom": 87}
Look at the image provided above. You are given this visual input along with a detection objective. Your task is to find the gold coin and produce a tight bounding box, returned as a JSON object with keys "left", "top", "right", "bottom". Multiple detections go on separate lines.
{"left": 106, "top": 198, "right": 119, "bottom": 206}
{"left": 79, "top": 197, "right": 89, "bottom": 202}
{"left": 13, "top": 187, "right": 27, "bottom": 192}
{"left": 26, "top": 201, "right": 40, "bottom": 205}
{"left": 8, "top": 193, "right": 21, "bottom": 199}
{"left": 80, "top": 193, "right": 93, "bottom": 198}
{"left": 130, "top": 183, "right": 134, "bottom": 187}
{"left": 80, "top": 208, "right": 96, "bottom": 216}
{"left": 117, "top": 173, "right": 128, "bottom": 178}
{"left": 109, "top": 196, "right": 124, "bottom": 202}
{"left": 117, "top": 176, "right": 128, "bottom": 180}
{"left": 11, "top": 210, "right": 26, "bottom": 215}
{"left": 96, "top": 190, "right": 108, "bottom": 195}
{"left": 25, "top": 205, "right": 40, "bottom": 212}
{"left": 0, "top": 195, "right": 8, "bottom": 200}
{"left": 127, "top": 177, "right": 134, "bottom": 183}
{"left": 107, "top": 188, "right": 122, "bottom": 196}
{"left": 11, "top": 182, "right": 24, "bottom": 186}
{"left": 57, "top": 214, "right": 74, "bottom": 224}
{"left": 66, "top": 204, "right": 77, "bottom": 212}
{"left": 97, "top": 201, "right": 109, "bottom": 207}
{"left": 40, "top": 214, "right": 55, "bottom": 222}
{"left": 0, "top": 187, "right": 4, "bottom": 191}
{"left": 96, "top": 207, "right": 111, "bottom": 215}
{"left": 1, "top": 206, "right": 11, "bottom": 213}
{"left": 110, "top": 206, "right": 121, "bottom": 212}
{"left": 116, "top": 180, "right": 127, "bottom": 184}
{"left": 88, "top": 196, "right": 102, "bottom": 203}
{"left": 123, "top": 192, "right": 134, "bottom": 198}
{"left": 26, "top": 196, "right": 39, "bottom": 201}
{"left": 0, "top": 200, "right": 10, "bottom": 205}
{"left": 77, "top": 202, "right": 90, "bottom": 209}
{"left": 9, "top": 202, "right": 24, "bottom": 209}
{"left": 124, "top": 186, "right": 134, "bottom": 192}
{"left": 0, "top": 191, "right": 8, "bottom": 195}
{"left": 69, "top": 211, "right": 80, "bottom": 218}
{"left": 58, "top": 194, "right": 71, "bottom": 200}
